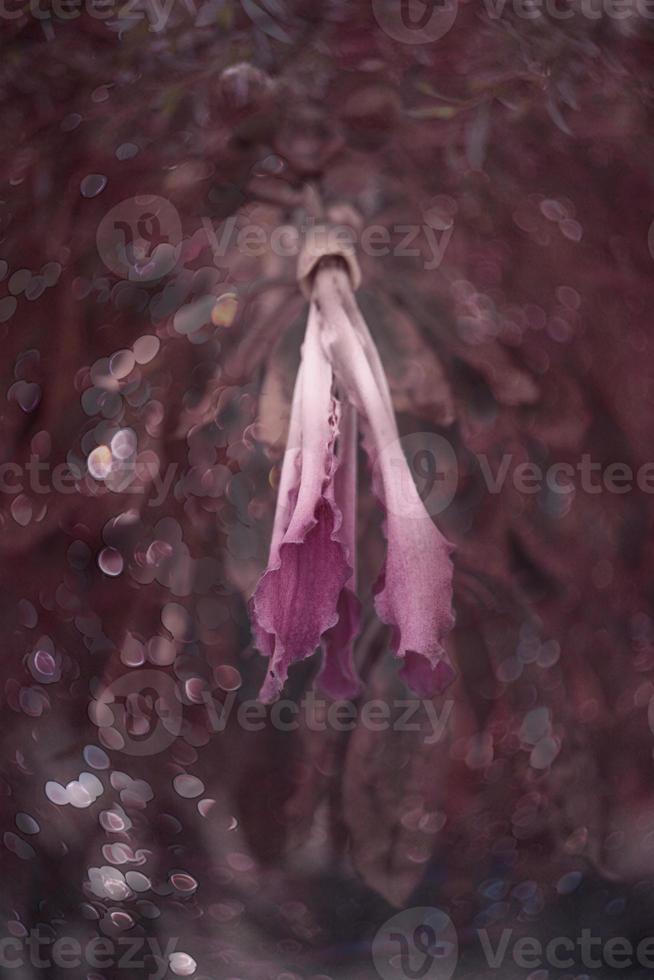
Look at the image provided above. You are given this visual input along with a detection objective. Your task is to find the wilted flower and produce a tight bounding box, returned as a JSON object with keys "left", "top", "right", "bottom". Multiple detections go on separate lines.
{"left": 250, "top": 233, "right": 455, "bottom": 702}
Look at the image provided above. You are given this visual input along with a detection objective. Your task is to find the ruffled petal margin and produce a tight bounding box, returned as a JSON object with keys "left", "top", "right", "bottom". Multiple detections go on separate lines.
{"left": 250, "top": 301, "right": 359, "bottom": 702}
{"left": 318, "top": 398, "right": 362, "bottom": 700}
{"left": 313, "top": 260, "right": 455, "bottom": 697}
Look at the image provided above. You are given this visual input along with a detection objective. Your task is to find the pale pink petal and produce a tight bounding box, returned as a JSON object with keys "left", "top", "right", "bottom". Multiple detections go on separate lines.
{"left": 251, "top": 304, "right": 357, "bottom": 702}
{"left": 313, "top": 260, "right": 455, "bottom": 697}
{"left": 318, "top": 399, "right": 362, "bottom": 700}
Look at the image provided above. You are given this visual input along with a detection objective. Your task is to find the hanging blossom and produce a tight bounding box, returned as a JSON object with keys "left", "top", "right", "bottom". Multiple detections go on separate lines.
{"left": 249, "top": 229, "right": 455, "bottom": 702}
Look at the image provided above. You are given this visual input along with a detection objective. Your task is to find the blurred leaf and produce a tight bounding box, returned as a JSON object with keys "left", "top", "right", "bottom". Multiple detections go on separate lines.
{"left": 407, "top": 105, "right": 459, "bottom": 119}
{"left": 241, "top": 0, "right": 291, "bottom": 42}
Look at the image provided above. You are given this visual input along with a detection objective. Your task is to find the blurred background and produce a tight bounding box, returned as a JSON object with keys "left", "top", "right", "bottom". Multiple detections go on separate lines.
{"left": 2, "top": 1, "right": 654, "bottom": 977}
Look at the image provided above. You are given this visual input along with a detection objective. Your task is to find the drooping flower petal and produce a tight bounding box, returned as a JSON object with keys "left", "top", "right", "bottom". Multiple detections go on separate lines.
{"left": 312, "top": 259, "right": 455, "bottom": 697}
{"left": 250, "top": 303, "right": 356, "bottom": 702}
{"left": 318, "top": 398, "right": 362, "bottom": 700}
{"left": 248, "top": 358, "right": 304, "bottom": 662}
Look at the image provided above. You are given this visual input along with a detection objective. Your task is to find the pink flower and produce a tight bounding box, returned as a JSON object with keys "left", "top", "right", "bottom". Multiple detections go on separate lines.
{"left": 250, "top": 244, "right": 455, "bottom": 702}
